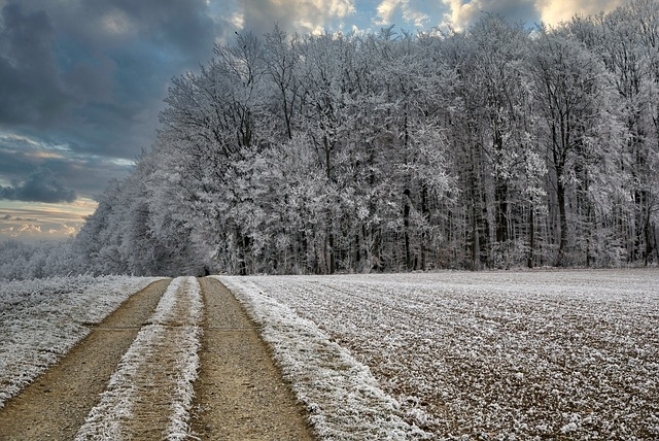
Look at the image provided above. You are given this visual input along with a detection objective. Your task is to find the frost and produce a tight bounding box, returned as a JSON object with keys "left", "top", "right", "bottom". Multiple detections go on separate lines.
{"left": 560, "top": 422, "right": 578, "bottom": 433}
{"left": 220, "top": 276, "right": 434, "bottom": 441}
{"left": 222, "top": 269, "right": 659, "bottom": 440}
{"left": 0, "top": 275, "right": 161, "bottom": 409}
{"left": 75, "top": 276, "right": 202, "bottom": 441}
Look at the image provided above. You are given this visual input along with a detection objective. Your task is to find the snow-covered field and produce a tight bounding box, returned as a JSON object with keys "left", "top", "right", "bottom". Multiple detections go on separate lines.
{"left": 222, "top": 269, "right": 659, "bottom": 440}
{"left": 0, "top": 275, "right": 161, "bottom": 408}
{"left": 221, "top": 276, "right": 434, "bottom": 441}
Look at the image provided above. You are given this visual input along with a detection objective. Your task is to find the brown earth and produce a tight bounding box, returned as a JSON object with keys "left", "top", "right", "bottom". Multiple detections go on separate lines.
{"left": 0, "top": 277, "right": 315, "bottom": 441}
{"left": 190, "top": 277, "right": 315, "bottom": 441}
{"left": 0, "top": 279, "right": 170, "bottom": 441}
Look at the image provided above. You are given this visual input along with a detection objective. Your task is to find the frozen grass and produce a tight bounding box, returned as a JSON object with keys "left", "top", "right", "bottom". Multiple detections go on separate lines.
{"left": 0, "top": 275, "right": 161, "bottom": 408}
{"left": 223, "top": 269, "right": 659, "bottom": 440}
{"left": 75, "top": 276, "right": 202, "bottom": 441}
{"left": 220, "top": 276, "right": 433, "bottom": 441}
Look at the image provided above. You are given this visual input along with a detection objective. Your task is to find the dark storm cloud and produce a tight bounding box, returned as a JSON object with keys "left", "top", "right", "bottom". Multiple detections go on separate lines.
{"left": 0, "top": 2, "right": 71, "bottom": 126}
{"left": 0, "top": 0, "right": 218, "bottom": 135}
{"left": 0, "top": 0, "right": 225, "bottom": 200}
{"left": 0, "top": 168, "right": 76, "bottom": 203}
{"left": 0, "top": 214, "right": 39, "bottom": 221}
{"left": 0, "top": 137, "right": 134, "bottom": 199}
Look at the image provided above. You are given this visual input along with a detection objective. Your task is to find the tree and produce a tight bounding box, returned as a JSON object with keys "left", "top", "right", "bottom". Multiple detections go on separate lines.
{"left": 530, "top": 28, "right": 622, "bottom": 266}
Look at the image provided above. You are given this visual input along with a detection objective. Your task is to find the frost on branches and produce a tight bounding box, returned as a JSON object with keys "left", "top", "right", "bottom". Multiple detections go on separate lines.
{"left": 69, "top": 2, "right": 659, "bottom": 277}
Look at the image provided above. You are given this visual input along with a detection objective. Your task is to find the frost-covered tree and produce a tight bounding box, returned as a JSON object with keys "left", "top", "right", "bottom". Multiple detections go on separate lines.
{"left": 530, "top": 28, "right": 622, "bottom": 266}
{"left": 65, "top": 8, "right": 659, "bottom": 276}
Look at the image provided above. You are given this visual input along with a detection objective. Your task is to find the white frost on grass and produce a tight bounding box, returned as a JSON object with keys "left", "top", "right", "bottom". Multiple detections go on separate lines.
{"left": 228, "top": 269, "right": 659, "bottom": 440}
{"left": 164, "top": 277, "right": 203, "bottom": 441}
{"left": 219, "top": 276, "right": 433, "bottom": 441}
{"left": 0, "top": 275, "right": 161, "bottom": 409}
{"left": 75, "top": 276, "right": 202, "bottom": 441}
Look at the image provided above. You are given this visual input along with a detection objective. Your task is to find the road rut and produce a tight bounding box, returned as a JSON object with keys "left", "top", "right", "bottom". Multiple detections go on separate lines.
{"left": 191, "top": 277, "right": 315, "bottom": 440}
{"left": 0, "top": 277, "right": 316, "bottom": 440}
{"left": 0, "top": 279, "right": 170, "bottom": 441}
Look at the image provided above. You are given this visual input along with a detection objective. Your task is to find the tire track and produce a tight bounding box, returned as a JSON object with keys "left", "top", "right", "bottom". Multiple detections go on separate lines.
{"left": 75, "top": 276, "right": 202, "bottom": 441}
{"left": 191, "top": 277, "right": 315, "bottom": 441}
{"left": 0, "top": 279, "right": 170, "bottom": 441}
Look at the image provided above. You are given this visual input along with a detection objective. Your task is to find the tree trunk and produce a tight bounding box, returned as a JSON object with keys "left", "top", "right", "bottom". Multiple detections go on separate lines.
{"left": 557, "top": 178, "right": 568, "bottom": 267}
{"left": 403, "top": 188, "right": 411, "bottom": 270}
{"left": 327, "top": 223, "right": 335, "bottom": 274}
{"left": 471, "top": 198, "right": 480, "bottom": 271}
{"left": 527, "top": 201, "right": 535, "bottom": 269}
{"left": 494, "top": 129, "right": 508, "bottom": 244}
{"left": 421, "top": 184, "right": 429, "bottom": 271}
{"left": 495, "top": 181, "right": 508, "bottom": 243}
{"left": 644, "top": 207, "right": 653, "bottom": 267}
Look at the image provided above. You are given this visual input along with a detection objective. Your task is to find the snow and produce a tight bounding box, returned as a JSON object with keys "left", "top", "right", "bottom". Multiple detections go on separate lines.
{"left": 0, "top": 275, "right": 161, "bottom": 409}
{"left": 74, "top": 276, "right": 202, "bottom": 441}
{"left": 221, "top": 269, "right": 659, "bottom": 440}
{"left": 219, "top": 276, "right": 434, "bottom": 441}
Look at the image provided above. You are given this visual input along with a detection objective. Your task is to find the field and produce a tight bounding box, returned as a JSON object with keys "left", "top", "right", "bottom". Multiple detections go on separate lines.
{"left": 222, "top": 269, "right": 659, "bottom": 440}
{"left": 1, "top": 270, "right": 657, "bottom": 440}
{"left": 0, "top": 275, "right": 161, "bottom": 408}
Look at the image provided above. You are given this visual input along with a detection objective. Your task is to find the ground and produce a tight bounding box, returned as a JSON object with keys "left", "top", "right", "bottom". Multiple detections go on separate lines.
{"left": 0, "top": 269, "right": 657, "bottom": 440}
{"left": 0, "top": 277, "right": 314, "bottom": 441}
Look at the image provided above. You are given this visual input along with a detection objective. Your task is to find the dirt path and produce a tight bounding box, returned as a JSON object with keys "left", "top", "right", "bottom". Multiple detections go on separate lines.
{"left": 121, "top": 279, "right": 199, "bottom": 440}
{"left": 0, "top": 279, "right": 170, "bottom": 441}
{"left": 0, "top": 277, "right": 316, "bottom": 440}
{"left": 191, "top": 277, "right": 315, "bottom": 441}
{"left": 75, "top": 276, "right": 203, "bottom": 440}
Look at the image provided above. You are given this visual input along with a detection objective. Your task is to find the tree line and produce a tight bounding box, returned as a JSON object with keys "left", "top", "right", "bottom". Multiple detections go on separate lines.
{"left": 7, "top": 0, "right": 658, "bottom": 279}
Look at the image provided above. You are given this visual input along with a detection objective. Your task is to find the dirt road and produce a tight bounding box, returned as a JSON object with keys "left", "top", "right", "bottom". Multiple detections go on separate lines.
{"left": 0, "top": 277, "right": 315, "bottom": 441}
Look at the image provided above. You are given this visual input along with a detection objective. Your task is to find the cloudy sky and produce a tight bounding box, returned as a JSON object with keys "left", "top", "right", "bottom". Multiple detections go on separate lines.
{"left": 0, "top": 0, "right": 628, "bottom": 241}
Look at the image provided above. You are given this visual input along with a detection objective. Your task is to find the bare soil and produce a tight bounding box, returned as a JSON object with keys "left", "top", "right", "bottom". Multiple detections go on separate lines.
{"left": 191, "top": 277, "right": 315, "bottom": 441}
{"left": 0, "top": 277, "right": 315, "bottom": 441}
{"left": 0, "top": 279, "right": 170, "bottom": 441}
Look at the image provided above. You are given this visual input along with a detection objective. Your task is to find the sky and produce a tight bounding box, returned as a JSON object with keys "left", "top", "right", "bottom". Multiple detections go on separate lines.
{"left": 0, "top": 0, "right": 629, "bottom": 242}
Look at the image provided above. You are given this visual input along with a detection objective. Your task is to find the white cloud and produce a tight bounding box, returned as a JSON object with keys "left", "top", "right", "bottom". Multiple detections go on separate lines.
{"left": 376, "top": 0, "right": 400, "bottom": 23}
{"left": 231, "top": 0, "right": 356, "bottom": 34}
{"left": 375, "top": 0, "right": 430, "bottom": 27}
{"left": 0, "top": 200, "right": 93, "bottom": 241}
{"left": 441, "top": 0, "right": 628, "bottom": 31}
{"left": 441, "top": 0, "right": 483, "bottom": 30}
{"left": 230, "top": 11, "right": 245, "bottom": 29}
{"left": 0, "top": 222, "right": 80, "bottom": 239}
{"left": 324, "top": 0, "right": 356, "bottom": 18}
{"left": 441, "top": 0, "right": 541, "bottom": 30}
{"left": 537, "top": 0, "right": 627, "bottom": 25}
{"left": 47, "top": 224, "right": 77, "bottom": 236}
{"left": 17, "top": 224, "right": 42, "bottom": 235}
